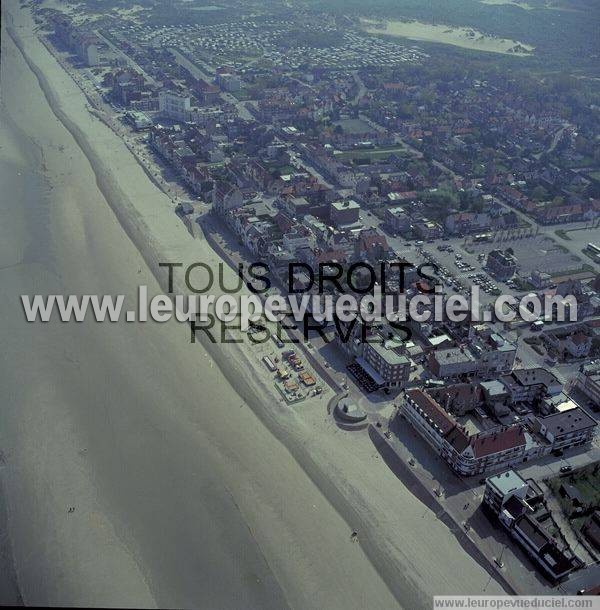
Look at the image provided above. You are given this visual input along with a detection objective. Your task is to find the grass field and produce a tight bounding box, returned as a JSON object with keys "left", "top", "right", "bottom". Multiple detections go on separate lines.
{"left": 587, "top": 171, "right": 600, "bottom": 182}
{"left": 334, "top": 118, "right": 373, "bottom": 134}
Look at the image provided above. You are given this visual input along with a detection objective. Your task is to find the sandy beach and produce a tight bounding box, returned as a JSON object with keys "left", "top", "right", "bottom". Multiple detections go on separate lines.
{"left": 0, "top": 1, "right": 506, "bottom": 607}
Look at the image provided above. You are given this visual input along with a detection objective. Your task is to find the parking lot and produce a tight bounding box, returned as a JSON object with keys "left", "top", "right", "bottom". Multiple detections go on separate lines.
{"left": 468, "top": 234, "right": 584, "bottom": 278}
{"left": 418, "top": 240, "right": 504, "bottom": 305}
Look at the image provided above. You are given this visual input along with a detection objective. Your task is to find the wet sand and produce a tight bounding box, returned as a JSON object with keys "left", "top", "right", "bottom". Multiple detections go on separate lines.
{"left": 0, "top": 1, "right": 506, "bottom": 607}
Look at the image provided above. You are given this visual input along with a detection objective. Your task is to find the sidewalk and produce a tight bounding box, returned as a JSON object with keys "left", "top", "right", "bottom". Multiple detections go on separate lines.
{"left": 370, "top": 413, "right": 551, "bottom": 595}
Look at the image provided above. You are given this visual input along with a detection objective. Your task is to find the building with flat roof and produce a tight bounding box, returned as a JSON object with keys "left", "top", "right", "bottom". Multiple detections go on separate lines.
{"left": 484, "top": 470, "right": 529, "bottom": 513}
{"left": 124, "top": 111, "right": 153, "bottom": 131}
{"left": 531, "top": 407, "right": 596, "bottom": 451}
{"left": 570, "top": 361, "right": 600, "bottom": 410}
{"left": 385, "top": 206, "right": 410, "bottom": 233}
{"left": 500, "top": 367, "right": 562, "bottom": 404}
{"left": 483, "top": 471, "right": 579, "bottom": 582}
{"left": 469, "top": 328, "right": 517, "bottom": 377}
{"left": 429, "top": 347, "right": 478, "bottom": 379}
{"left": 158, "top": 89, "right": 191, "bottom": 122}
{"left": 358, "top": 339, "right": 411, "bottom": 389}
{"left": 330, "top": 199, "right": 360, "bottom": 228}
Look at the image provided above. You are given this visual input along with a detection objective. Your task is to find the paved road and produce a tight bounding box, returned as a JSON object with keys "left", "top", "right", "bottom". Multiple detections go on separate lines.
{"left": 352, "top": 71, "right": 366, "bottom": 105}
{"left": 96, "top": 30, "right": 156, "bottom": 85}
{"left": 168, "top": 48, "right": 256, "bottom": 122}
{"left": 291, "top": 146, "right": 336, "bottom": 191}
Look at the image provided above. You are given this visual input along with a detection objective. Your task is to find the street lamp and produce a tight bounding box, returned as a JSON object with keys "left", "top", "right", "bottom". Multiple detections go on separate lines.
{"left": 493, "top": 543, "right": 506, "bottom": 569}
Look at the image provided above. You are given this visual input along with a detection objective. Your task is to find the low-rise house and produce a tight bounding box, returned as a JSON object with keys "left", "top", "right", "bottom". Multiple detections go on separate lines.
{"left": 544, "top": 327, "right": 594, "bottom": 360}
{"left": 582, "top": 511, "right": 600, "bottom": 552}
{"left": 563, "top": 333, "right": 593, "bottom": 359}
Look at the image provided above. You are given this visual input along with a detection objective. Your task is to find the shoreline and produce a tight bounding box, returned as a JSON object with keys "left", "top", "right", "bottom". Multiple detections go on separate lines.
{"left": 2, "top": 1, "right": 509, "bottom": 606}
{"left": 3, "top": 10, "right": 405, "bottom": 608}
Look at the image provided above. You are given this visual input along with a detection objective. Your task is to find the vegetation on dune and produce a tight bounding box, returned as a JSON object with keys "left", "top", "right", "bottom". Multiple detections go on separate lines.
{"left": 315, "top": 0, "right": 599, "bottom": 69}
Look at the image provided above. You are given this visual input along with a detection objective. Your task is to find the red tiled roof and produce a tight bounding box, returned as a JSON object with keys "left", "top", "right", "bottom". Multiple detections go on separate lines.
{"left": 360, "top": 232, "right": 388, "bottom": 252}
{"left": 568, "top": 333, "right": 590, "bottom": 346}
{"left": 274, "top": 211, "right": 294, "bottom": 232}
{"left": 406, "top": 389, "right": 456, "bottom": 436}
{"left": 470, "top": 426, "right": 525, "bottom": 459}
{"left": 314, "top": 249, "right": 347, "bottom": 265}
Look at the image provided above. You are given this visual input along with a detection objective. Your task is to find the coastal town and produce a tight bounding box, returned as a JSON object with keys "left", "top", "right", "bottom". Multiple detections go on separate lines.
{"left": 8, "top": 0, "right": 600, "bottom": 602}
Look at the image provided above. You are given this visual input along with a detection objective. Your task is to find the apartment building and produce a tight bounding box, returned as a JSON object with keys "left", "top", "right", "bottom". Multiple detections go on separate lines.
{"left": 330, "top": 199, "right": 360, "bottom": 228}
{"left": 385, "top": 206, "right": 410, "bottom": 233}
{"left": 429, "top": 347, "right": 478, "bottom": 379}
{"left": 500, "top": 368, "right": 562, "bottom": 404}
{"left": 402, "top": 389, "right": 529, "bottom": 476}
{"left": 473, "top": 332, "right": 517, "bottom": 377}
{"left": 483, "top": 470, "right": 530, "bottom": 514}
{"left": 158, "top": 89, "right": 191, "bottom": 122}
{"left": 531, "top": 407, "right": 596, "bottom": 451}
{"left": 359, "top": 339, "right": 411, "bottom": 389}
{"left": 486, "top": 248, "right": 518, "bottom": 281}
{"left": 444, "top": 426, "right": 527, "bottom": 477}
{"left": 571, "top": 361, "right": 600, "bottom": 410}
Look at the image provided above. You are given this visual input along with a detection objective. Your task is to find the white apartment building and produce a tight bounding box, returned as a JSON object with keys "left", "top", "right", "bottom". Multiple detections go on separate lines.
{"left": 570, "top": 361, "right": 600, "bottom": 408}
{"left": 158, "top": 90, "right": 191, "bottom": 122}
